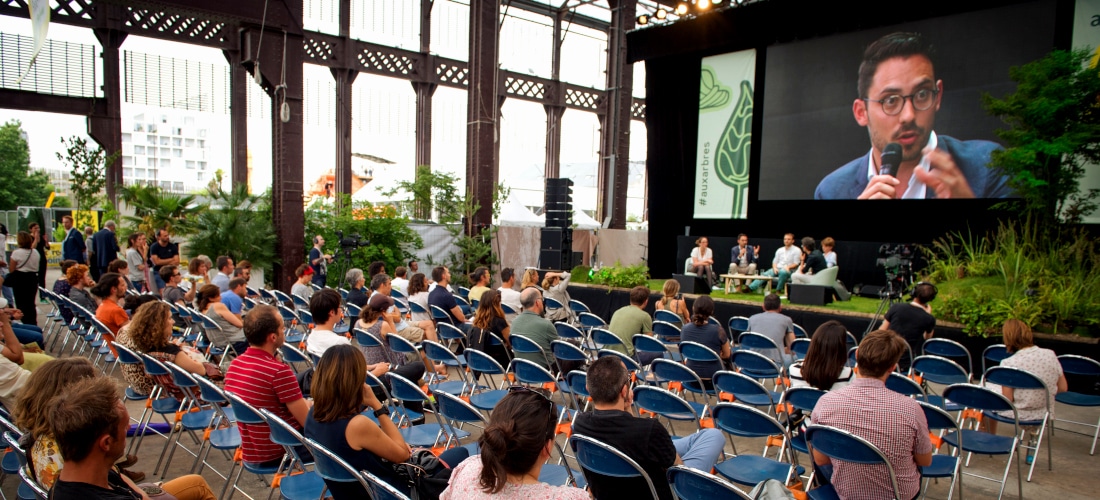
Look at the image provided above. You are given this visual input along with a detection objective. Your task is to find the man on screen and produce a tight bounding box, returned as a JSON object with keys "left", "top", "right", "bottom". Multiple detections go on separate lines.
{"left": 814, "top": 32, "right": 1013, "bottom": 200}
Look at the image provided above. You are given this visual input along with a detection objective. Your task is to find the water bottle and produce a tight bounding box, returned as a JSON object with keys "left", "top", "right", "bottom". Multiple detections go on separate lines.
{"left": 1025, "top": 435, "right": 1036, "bottom": 465}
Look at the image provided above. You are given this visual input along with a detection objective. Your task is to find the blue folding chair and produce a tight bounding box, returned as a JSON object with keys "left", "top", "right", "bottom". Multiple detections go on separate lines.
{"left": 436, "top": 322, "right": 468, "bottom": 350}
{"left": 543, "top": 296, "right": 564, "bottom": 313}
{"left": 633, "top": 385, "right": 706, "bottom": 435}
{"left": 727, "top": 316, "right": 750, "bottom": 338}
{"left": 387, "top": 372, "right": 468, "bottom": 447}
{"left": 221, "top": 390, "right": 289, "bottom": 500}
{"left": 597, "top": 349, "right": 644, "bottom": 388}
{"left": 738, "top": 331, "right": 787, "bottom": 366}
{"left": 911, "top": 355, "right": 970, "bottom": 411}
{"left": 430, "top": 304, "right": 454, "bottom": 325}
{"left": 257, "top": 409, "right": 328, "bottom": 500}
{"left": 983, "top": 366, "right": 1052, "bottom": 481}
{"left": 344, "top": 302, "right": 362, "bottom": 319}
{"left": 940, "top": 384, "right": 1023, "bottom": 500}
{"left": 654, "top": 309, "right": 682, "bottom": 326}
{"left": 712, "top": 403, "right": 801, "bottom": 488}
{"left": 713, "top": 370, "right": 781, "bottom": 412}
{"left": 499, "top": 303, "right": 517, "bottom": 315}
{"left": 464, "top": 349, "right": 510, "bottom": 412}
{"left": 290, "top": 293, "right": 309, "bottom": 310}
{"left": 982, "top": 344, "right": 1010, "bottom": 375}
{"left": 302, "top": 436, "right": 404, "bottom": 500}
{"left": 633, "top": 334, "right": 678, "bottom": 365}
{"left": 667, "top": 464, "right": 752, "bottom": 500}
{"left": 550, "top": 340, "right": 589, "bottom": 383}
{"left": 390, "top": 288, "right": 408, "bottom": 301}
{"left": 509, "top": 334, "right": 553, "bottom": 368}
{"left": 568, "top": 299, "right": 591, "bottom": 314}
{"left": 886, "top": 372, "right": 927, "bottom": 400}
{"left": 566, "top": 370, "right": 592, "bottom": 412}
{"left": 652, "top": 321, "right": 683, "bottom": 345}
{"left": 507, "top": 358, "right": 576, "bottom": 429}
{"left": 431, "top": 391, "right": 487, "bottom": 454}
{"left": 279, "top": 344, "right": 314, "bottom": 374}
{"left": 790, "top": 338, "right": 811, "bottom": 362}
{"left": 420, "top": 340, "right": 470, "bottom": 395}
{"left": 923, "top": 338, "right": 973, "bottom": 374}
{"left": 408, "top": 300, "right": 430, "bottom": 322}
{"left": 591, "top": 328, "right": 625, "bottom": 351}
{"left": 190, "top": 377, "right": 241, "bottom": 480}
{"left": 917, "top": 401, "right": 961, "bottom": 500}
{"left": 1054, "top": 354, "right": 1100, "bottom": 455}
{"left": 730, "top": 350, "right": 785, "bottom": 390}
{"left": 2, "top": 431, "right": 38, "bottom": 500}
{"left": 805, "top": 424, "right": 902, "bottom": 500}
{"left": 570, "top": 434, "right": 659, "bottom": 499}
{"left": 578, "top": 312, "right": 608, "bottom": 332}
{"left": 792, "top": 323, "right": 808, "bottom": 339}
{"left": 779, "top": 387, "right": 827, "bottom": 461}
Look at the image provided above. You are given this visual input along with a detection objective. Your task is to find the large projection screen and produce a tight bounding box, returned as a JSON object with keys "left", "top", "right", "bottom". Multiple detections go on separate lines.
{"left": 756, "top": 2, "right": 1055, "bottom": 201}
{"left": 693, "top": 49, "right": 757, "bottom": 219}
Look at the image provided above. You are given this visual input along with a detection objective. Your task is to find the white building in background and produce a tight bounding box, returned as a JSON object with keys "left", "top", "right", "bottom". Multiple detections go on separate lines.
{"left": 119, "top": 109, "right": 219, "bottom": 193}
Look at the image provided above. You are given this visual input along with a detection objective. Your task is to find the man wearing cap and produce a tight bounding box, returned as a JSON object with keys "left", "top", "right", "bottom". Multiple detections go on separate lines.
{"left": 291, "top": 264, "right": 315, "bottom": 301}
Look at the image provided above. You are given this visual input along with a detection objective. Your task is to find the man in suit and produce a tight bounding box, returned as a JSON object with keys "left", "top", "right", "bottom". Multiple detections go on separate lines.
{"left": 60, "top": 215, "right": 86, "bottom": 264}
{"left": 729, "top": 233, "right": 759, "bottom": 292}
{"left": 91, "top": 220, "right": 120, "bottom": 280}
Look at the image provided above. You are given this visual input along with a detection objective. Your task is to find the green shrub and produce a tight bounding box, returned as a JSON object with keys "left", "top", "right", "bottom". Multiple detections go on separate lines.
{"left": 587, "top": 262, "right": 650, "bottom": 289}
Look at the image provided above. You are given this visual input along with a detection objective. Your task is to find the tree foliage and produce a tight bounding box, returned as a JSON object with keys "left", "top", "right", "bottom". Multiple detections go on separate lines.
{"left": 187, "top": 180, "right": 278, "bottom": 274}
{"left": 118, "top": 184, "right": 205, "bottom": 238}
{"left": 982, "top": 49, "right": 1100, "bottom": 224}
{"left": 0, "top": 120, "right": 53, "bottom": 210}
{"left": 57, "top": 135, "right": 118, "bottom": 211}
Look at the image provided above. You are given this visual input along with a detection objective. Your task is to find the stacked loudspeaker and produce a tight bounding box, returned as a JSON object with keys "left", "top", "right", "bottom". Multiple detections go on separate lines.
{"left": 540, "top": 178, "right": 574, "bottom": 270}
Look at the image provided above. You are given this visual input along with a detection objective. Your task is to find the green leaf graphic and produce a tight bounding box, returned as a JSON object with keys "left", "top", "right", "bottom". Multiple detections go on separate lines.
{"left": 714, "top": 80, "right": 754, "bottom": 217}
{"left": 699, "top": 66, "right": 732, "bottom": 112}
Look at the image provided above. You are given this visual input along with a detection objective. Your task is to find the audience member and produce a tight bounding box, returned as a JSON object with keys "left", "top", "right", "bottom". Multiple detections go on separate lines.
{"left": 689, "top": 236, "right": 718, "bottom": 289}
{"left": 468, "top": 290, "right": 512, "bottom": 371}
{"left": 116, "top": 301, "right": 213, "bottom": 399}
{"left": 91, "top": 221, "right": 120, "bottom": 280}
{"left": 982, "top": 319, "right": 1067, "bottom": 436}
{"left": 407, "top": 260, "right": 419, "bottom": 274}
{"left": 291, "top": 264, "right": 315, "bottom": 301}
{"left": 60, "top": 215, "right": 86, "bottom": 265}
{"left": 496, "top": 268, "right": 521, "bottom": 313}
{"left": 186, "top": 255, "right": 211, "bottom": 289}
{"left": 148, "top": 228, "right": 180, "bottom": 291}
{"left": 519, "top": 269, "right": 540, "bottom": 290}
{"left": 573, "top": 356, "right": 724, "bottom": 500}
{"left": 354, "top": 294, "right": 427, "bottom": 410}
{"left": 792, "top": 236, "right": 827, "bottom": 284}
{"left": 605, "top": 286, "right": 658, "bottom": 365}
{"left": 48, "top": 376, "right": 217, "bottom": 500}
{"left": 540, "top": 271, "right": 575, "bottom": 324}
{"left": 67, "top": 264, "right": 98, "bottom": 313}
{"left": 679, "top": 295, "right": 729, "bottom": 384}
{"left": 234, "top": 260, "right": 253, "bottom": 283}
{"left": 52, "top": 260, "right": 79, "bottom": 324}
{"left": 429, "top": 266, "right": 471, "bottom": 333}
{"left": 29, "top": 223, "right": 47, "bottom": 294}
{"left": 391, "top": 266, "right": 409, "bottom": 295}
{"left": 788, "top": 320, "right": 854, "bottom": 391}
{"left": 654, "top": 279, "right": 689, "bottom": 323}
{"left": 821, "top": 237, "right": 838, "bottom": 268}
{"left": 0, "top": 224, "right": 16, "bottom": 308}
{"left": 811, "top": 329, "right": 933, "bottom": 500}
{"left": 405, "top": 273, "right": 431, "bottom": 322}
{"left": 468, "top": 266, "right": 491, "bottom": 302}
{"left": 746, "top": 293, "right": 794, "bottom": 366}
{"left": 510, "top": 288, "right": 564, "bottom": 371}
{"left": 211, "top": 255, "right": 235, "bottom": 292}
{"left": 124, "top": 233, "right": 149, "bottom": 293}
{"left": 107, "top": 259, "right": 133, "bottom": 290}
{"left": 305, "top": 289, "right": 353, "bottom": 358}
{"left": 224, "top": 304, "right": 312, "bottom": 467}
{"left": 309, "top": 236, "right": 333, "bottom": 288}
{"left": 83, "top": 226, "right": 95, "bottom": 274}
{"left": 750, "top": 233, "right": 801, "bottom": 296}
{"left": 441, "top": 388, "right": 588, "bottom": 499}
{"left": 880, "top": 281, "right": 937, "bottom": 371}
{"left": 221, "top": 278, "right": 247, "bottom": 316}
{"left": 345, "top": 268, "right": 368, "bottom": 308}
{"left": 367, "top": 261, "right": 386, "bottom": 279}
{"left": 8, "top": 231, "right": 40, "bottom": 326}
{"left": 198, "top": 284, "right": 248, "bottom": 355}
{"left": 92, "top": 273, "right": 129, "bottom": 334}
{"left": 159, "top": 265, "right": 194, "bottom": 306}
{"left": 305, "top": 345, "right": 467, "bottom": 499}
{"left": 0, "top": 308, "right": 28, "bottom": 410}
{"left": 370, "top": 273, "right": 438, "bottom": 346}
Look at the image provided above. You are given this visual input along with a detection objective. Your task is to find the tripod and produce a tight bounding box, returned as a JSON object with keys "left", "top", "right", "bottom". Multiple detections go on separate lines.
{"left": 328, "top": 246, "right": 356, "bottom": 289}
{"left": 864, "top": 273, "right": 911, "bottom": 337}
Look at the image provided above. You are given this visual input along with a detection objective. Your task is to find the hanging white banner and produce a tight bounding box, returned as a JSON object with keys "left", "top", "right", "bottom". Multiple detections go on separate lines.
{"left": 15, "top": 0, "right": 50, "bottom": 85}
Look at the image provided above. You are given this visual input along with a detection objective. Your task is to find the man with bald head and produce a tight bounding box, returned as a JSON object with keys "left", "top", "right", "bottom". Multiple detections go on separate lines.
{"left": 509, "top": 287, "right": 582, "bottom": 374}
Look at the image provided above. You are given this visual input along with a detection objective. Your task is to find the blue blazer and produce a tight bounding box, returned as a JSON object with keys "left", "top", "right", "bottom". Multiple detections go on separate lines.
{"left": 814, "top": 135, "right": 1014, "bottom": 199}
{"left": 730, "top": 245, "right": 758, "bottom": 266}
{"left": 62, "top": 227, "right": 86, "bottom": 263}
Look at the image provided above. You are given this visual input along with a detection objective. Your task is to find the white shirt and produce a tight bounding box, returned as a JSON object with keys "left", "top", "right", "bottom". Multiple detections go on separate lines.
{"left": 391, "top": 277, "right": 409, "bottom": 295}
{"left": 305, "top": 328, "right": 350, "bottom": 358}
{"left": 772, "top": 245, "right": 802, "bottom": 269}
{"left": 864, "top": 131, "right": 938, "bottom": 199}
{"left": 824, "top": 251, "right": 837, "bottom": 268}
{"left": 498, "top": 286, "right": 522, "bottom": 312}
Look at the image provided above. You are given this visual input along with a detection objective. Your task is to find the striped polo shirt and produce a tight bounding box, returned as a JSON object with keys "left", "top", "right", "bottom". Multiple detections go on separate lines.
{"left": 224, "top": 346, "right": 304, "bottom": 463}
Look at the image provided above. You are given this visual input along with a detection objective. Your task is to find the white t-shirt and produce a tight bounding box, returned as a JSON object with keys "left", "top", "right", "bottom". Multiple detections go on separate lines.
{"left": 305, "top": 329, "right": 350, "bottom": 358}
{"left": 824, "top": 251, "right": 837, "bottom": 268}
{"left": 690, "top": 247, "right": 713, "bottom": 264}
{"left": 391, "top": 277, "right": 409, "bottom": 295}
{"left": 788, "top": 363, "right": 853, "bottom": 391}
{"left": 498, "top": 286, "right": 522, "bottom": 312}
{"left": 773, "top": 245, "right": 802, "bottom": 269}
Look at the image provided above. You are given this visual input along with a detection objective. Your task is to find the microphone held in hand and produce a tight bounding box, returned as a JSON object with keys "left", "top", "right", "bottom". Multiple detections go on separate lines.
{"left": 879, "top": 142, "right": 902, "bottom": 177}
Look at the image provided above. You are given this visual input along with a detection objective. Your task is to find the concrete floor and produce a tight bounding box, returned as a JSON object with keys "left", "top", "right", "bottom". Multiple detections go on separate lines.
{"left": 5, "top": 276, "right": 1098, "bottom": 500}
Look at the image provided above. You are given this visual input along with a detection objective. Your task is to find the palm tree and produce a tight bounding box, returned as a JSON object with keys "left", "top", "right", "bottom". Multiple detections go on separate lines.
{"left": 118, "top": 184, "right": 204, "bottom": 237}
{"left": 187, "top": 184, "right": 278, "bottom": 271}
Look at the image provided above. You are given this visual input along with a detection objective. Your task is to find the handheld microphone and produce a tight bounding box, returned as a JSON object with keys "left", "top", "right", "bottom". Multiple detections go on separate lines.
{"left": 879, "top": 142, "right": 902, "bottom": 177}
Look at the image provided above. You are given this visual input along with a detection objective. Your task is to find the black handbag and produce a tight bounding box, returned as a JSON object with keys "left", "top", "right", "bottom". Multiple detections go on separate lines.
{"left": 391, "top": 448, "right": 452, "bottom": 500}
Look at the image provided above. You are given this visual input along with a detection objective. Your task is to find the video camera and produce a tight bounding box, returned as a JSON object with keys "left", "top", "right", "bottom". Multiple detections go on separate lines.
{"left": 335, "top": 230, "right": 369, "bottom": 251}
{"left": 875, "top": 243, "right": 918, "bottom": 299}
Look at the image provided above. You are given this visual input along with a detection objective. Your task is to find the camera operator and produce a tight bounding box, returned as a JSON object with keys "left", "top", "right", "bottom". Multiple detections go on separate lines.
{"left": 309, "top": 235, "right": 334, "bottom": 288}
{"left": 879, "top": 282, "right": 937, "bottom": 372}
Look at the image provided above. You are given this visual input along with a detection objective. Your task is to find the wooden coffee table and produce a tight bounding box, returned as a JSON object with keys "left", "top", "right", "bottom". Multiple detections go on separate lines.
{"left": 720, "top": 273, "right": 774, "bottom": 294}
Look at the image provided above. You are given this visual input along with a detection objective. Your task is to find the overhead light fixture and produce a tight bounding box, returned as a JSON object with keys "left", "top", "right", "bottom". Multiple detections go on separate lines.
{"left": 697, "top": 0, "right": 710, "bottom": 9}
{"left": 637, "top": 14, "right": 649, "bottom": 25}
{"left": 655, "top": 8, "right": 667, "bottom": 19}
{"left": 675, "top": 2, "right": 689, "bottom": 15}
{"left": 712, "top": 0, "right": 723, "bottom": 4}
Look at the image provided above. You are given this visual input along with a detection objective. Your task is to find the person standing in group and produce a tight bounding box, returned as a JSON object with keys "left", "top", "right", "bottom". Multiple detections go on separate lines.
{"left": 0, "top": 224, "right": 13, "bottom": 308}
{"left": 60, "top": 215, "right": 86, "bottom": 264}
{"left": 148, "top": 228, "right": 180, "bottom": 293}
{"left": 309, "top": 235, "right": 333, "bottom": 288}
{"left": 689, "top": 237, "right": 718, "bottom": 289}
{"left": 27, "top": 223, "right": 49, "bottom": 297}
{"left": 83, "top": 226, "right": 95, "bottom": 271}
{"left": 91, "top": 220, "right": 120, "bottom": 281}
{"left": 8, "top": 231, "right": 41, "bottom": 326}
{"left": 125, "top": 232, "right": 149, "bottom": 293}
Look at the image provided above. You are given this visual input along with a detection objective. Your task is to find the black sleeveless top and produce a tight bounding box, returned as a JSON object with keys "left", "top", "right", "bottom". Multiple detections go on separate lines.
{"left": 303, "top": 408, "right": 410, "bottom": 498}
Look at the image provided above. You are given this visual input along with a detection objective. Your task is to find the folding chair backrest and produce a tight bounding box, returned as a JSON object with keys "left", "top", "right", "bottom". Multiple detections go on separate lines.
{"left": 500, "top": 303, "right": 517, "bottom": 315}
{"left": 345, "top": 303, "right": 362, "bottom": 318}
{"left": 466, "top": 349, "right": 507, "bottom": 376}
{"left": 654, "top": 309, "right": 681, "bottom": 324}
{"left": 790, "top": 338, "right": 811, "bottom": 361}
{"left": 568, "top": 300, "right": 591, "bottom": 313}
{"left": 792, "top": 323, "right": 808, "bottom": 339}
{"left": 730, "top": 350, "right": 782, "bottom": 380}
{"left": 652, "top": 321, "right": 682, "bottom": 342}
{"left": 223, "top": 390, "right": 267, "bottom": 425}
{"left": 433, "top": 391, "right": 488, "bottom": 426}
{"left": 984, "top": 366, "right": 1049, "bottom": 393}
{"left": 543, "top": 297, "right": 564, "bottom": 310}
{"left": 712, "top": 370, "right": 773, "bottom": 404}
{"left": 360, "top": 468, "right": 412, "bottom": 500}
{"left": 437, "top": 323, "right": 467, "bottom": 344}
{"left": 422, "top": 340, "right": 463, "bottom": 367}
{"left": 650, "top": 359, "right": 707, "bottom": 392}
{"left": 554, "top": 322, "right": 584, "bottom": 341}
{"left": 783, "top": 387, "right": 826, "bottom": 413}
{"left": 390, "top": 289, "right": 407, "bottom": 301}
{"left": 885, "top": 372, "right": 926, "bottom": 399}
{"left": 112, "top": 342, "right": 144, "bottom": 366}
{"left": 738, "top": 331, "right": 781, "bottom": 351}
{"left": 193, "top": 375, "right": 232, "bottom": 409}
{"left": 578, "top": 312, "right": 607, "bottom": 329}
{"left": 805, "top": 424, "right": 901, "bottom": 499}
{"left": 713, "top": 402, "right": 786, "bottom": 438}
{"left": 430, "top": 305, "right": 453, "bottom": 325}
{"left": 679, "top": 341, "right": 722, "bottom": 365}
{"left": 911, "top": 355, "right": 970, "bottom": 386}
{"left": 301, "top": 436, "right": 376, "bottom": 492}
{"left": 923, "top": 338, "right": 972, "bottom": 373}
{"left": 667, "top": 465, "right": 752, "bottom": 500}
{"left": 551, "top": 340, "right": 588, "bottom": 363}
{"left": 570, "top": 434, "right": 659, "bottom": 499}
{"left": 591, "top": 328, "right": 623, "bottom": 347}
{"left": 633, "top": 335, "right": 670, "bottom": 356}
{"left": 353, "top": 328, "right": 382, "bottom": 348}
{"left": 258, "top": 408, "right": 311, "bottom": 464}
{"left": 509, "top": 358, "right": 556, "bottom": 386}
{"left": 1057, "top": 354, "right": 1100, "bottom": 376}
{"left": 633, "top": 385, "right": 701, "bottom": 426}
{"left": 386, "top": 372, "right": 432, "bottom": 404}
{"left": 917, "top": 401, "right": 958, "bottom": 432}
{"left": 728, "top": 316, "right": 749, "bottom": 335}
{"left": 280, "top": 344, "right": 314, "bottom": 368}
{"left": 597, "top": 349, "right": 643, "bottom": 374}
{"left": 983, "top": 344, "right": 1010, "bottom": 374}
{"left": 566, "top": 370, "right": 589, "bottom": 400}
{"left": 942, "top": 384, "right": 1017, "bottom": 415}
{"left": 385, "top": 333, "right": 419, "bottom": 357}
{"left": 508, "top": 334, "right": 543, "bottom": 355}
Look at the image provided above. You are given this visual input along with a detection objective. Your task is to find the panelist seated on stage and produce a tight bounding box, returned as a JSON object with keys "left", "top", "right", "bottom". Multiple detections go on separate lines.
{"left": 814, "top": 31, "right": 1014, "bottom": 200}
{"left": 728, "top": 233, "right": 760, "bottom": 276}
{"left": 792, "top": 237, "right": 827, "bottom": 285}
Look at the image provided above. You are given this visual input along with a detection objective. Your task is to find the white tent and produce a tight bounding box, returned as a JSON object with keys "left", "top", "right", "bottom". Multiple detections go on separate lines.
{"left": 497, "top": 197, "right": 544, "bottom": 227}
{"left": 573, "top": 208, "right": 601, "bottom": 230}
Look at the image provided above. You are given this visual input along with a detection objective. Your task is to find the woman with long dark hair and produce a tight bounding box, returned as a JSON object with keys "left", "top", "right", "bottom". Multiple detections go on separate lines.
{"left": 117, "top": 301, "right": 213, "bottom": 398}
{"left": 441, "top": 389, "right": 587, "bottom": 499}
{"left": 469, "top": 289, "right": 511, "bottom": 369}
{"left": 305, "top": 344, "right": 468, "bottom": 499}
{"left": 679, "top": 295, "right": 730, "bottom": 384}
{"left": 197, "top": 284, "right": 248, "bottom": 354}
{"left": 788, "top": 320, "right": 853, "bottom": 391}
{"left": 355, "top": 293, "right": 427, "bottom": 409}
{"left": 406, "top": 273, "right": 431, "bottom": 322}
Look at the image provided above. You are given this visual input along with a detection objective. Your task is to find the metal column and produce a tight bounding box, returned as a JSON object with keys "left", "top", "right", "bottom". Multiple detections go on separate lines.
{"left": 224, "top": 45, "right": 249, "bottom": 187}
{"left": 88, "top": 21, "right": 126, "bottom": 204}
{"left": 465, "top": 0, "right": 500, "bottom": 231}
{"left": 596, "top": 0, "right": 635, "bottom": 229}
{"left": 332, "top": 0, "right": 355, "bottom": 197}
{"left": 544, "top": 9, "right": 565, "bottom": 180}
{"left": 414, "top": 0, "right": 437, "bottom": 171}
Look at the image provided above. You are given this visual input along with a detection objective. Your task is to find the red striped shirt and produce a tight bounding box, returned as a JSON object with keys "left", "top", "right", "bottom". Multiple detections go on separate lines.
{"left": 224, "top": 347, "right": 304, "bottom": 463}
